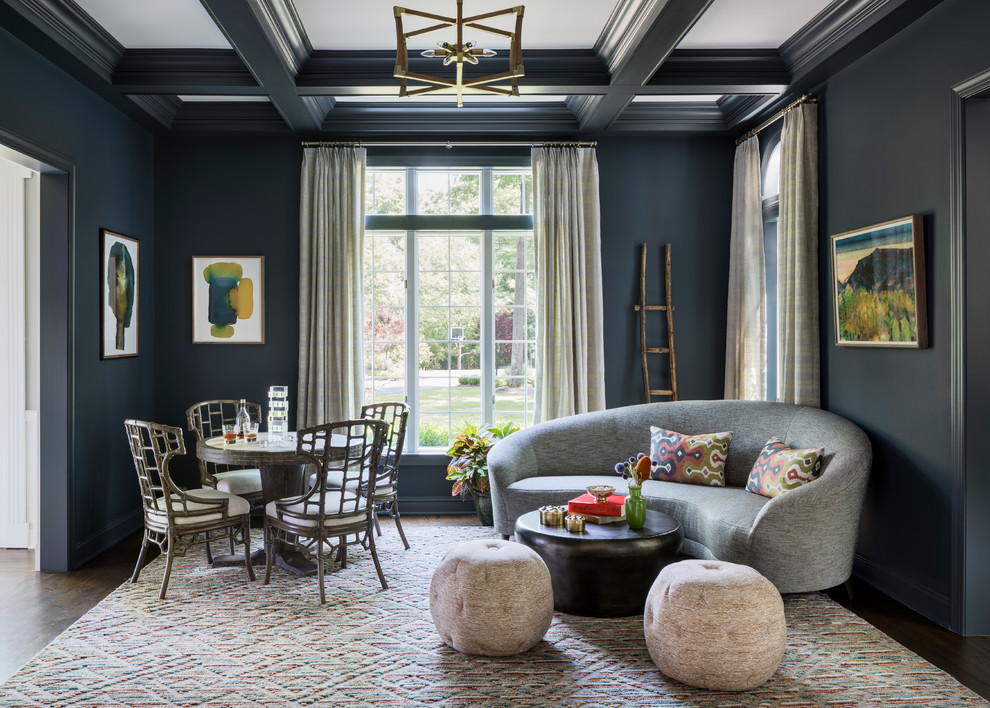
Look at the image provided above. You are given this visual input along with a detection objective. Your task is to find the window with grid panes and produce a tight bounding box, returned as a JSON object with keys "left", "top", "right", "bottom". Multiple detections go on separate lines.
{"left": 364, "top": 167, "right": 535, "bottom": 451}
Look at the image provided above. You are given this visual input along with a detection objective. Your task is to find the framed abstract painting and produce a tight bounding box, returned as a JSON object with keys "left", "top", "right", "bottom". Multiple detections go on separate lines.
{"left": 101, "top": 228, "right": 139, "bottom": 359}
{"left": 191, "top": 256, "right": 265, "bottom": 344}
{"left": 830, "top": 214, "right": 927, "bottom": 348}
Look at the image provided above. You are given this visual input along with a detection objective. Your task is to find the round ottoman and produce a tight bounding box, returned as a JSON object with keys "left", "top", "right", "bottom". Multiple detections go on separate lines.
{"left": 430, "top": 539, "right": 554, "bottom": 656}
{"left": 643, "top": 559, "right": 786, "bottom": 691}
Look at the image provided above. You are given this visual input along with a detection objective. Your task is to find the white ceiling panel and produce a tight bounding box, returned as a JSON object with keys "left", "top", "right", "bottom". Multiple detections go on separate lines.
{"left": 73, "top": 0, "right": 231, "bottom": 49}
{"left": 333, "top": 94, "right": 568, "bottom": 103}
{"left": 294, "top": 0, "right": 621, "bottom": 51}
{"left": 632, "top": 94, "right": 722, "bottom": 103}
{"left": 178, "top": 96, "right": 272, "bottom": 103}
{"left": 678, "top": 0, "right": 833, "bottom": 49}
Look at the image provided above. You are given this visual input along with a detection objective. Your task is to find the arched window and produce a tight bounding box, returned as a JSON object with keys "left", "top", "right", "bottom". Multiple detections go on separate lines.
{"left": 762, "top": 140, "right": 781, "bottom": 199}
{"left": 761, "top": 133, "right": 781, "bottom": 402}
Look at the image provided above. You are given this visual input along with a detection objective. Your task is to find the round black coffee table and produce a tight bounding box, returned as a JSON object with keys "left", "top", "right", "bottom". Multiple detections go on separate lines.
{"left": 514, "top": 508, "right": 683, "bottom": 617}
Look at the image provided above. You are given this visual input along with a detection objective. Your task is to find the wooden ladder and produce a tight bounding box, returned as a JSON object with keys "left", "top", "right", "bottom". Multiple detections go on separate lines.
{"left": 635, "top": 243, "right": 678, "bottom": 402}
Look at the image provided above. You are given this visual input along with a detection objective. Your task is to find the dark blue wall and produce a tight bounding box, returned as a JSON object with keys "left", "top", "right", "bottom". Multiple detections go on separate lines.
{"left": 154, "top": 135, "right": 302, "bottom": 487}
{"left": 0, "top": 25, "right": 155, "bottom": 568}
{"left": 152, "top": 135, "right": 735, "bottom": 505}
{"left": 818, "top": 0, "right": 990, "bottom": 629}
{"left": 598, "top": 137, "right": 735, "bottom": 407}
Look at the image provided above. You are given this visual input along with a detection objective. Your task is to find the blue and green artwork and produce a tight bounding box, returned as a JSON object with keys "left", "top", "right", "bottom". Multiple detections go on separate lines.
{"left": 202, "top": 261, "right": 254, "bottom": 339}
{"left": 106, "top": 242, "right": 135, "bottom": 350}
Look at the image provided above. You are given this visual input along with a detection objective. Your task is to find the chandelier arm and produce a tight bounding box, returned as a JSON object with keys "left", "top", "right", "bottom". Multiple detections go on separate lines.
{"left": 511, "top": 11, "right": 523, "bottom": 72}
{"left": 463, "top": 22, "right": 513, "bottom": 39}
{"left": 462, "top": 71, "right": 520, "bottom": 87}
{"left": 462, "top": 7, "right": 522, "bottom": 23}
{"left": 401, "top": 71, "right": 457, "bottom": 87}
{"left": 464, "top": 85, "right": 514, "bottom": 96}
{"left": 405, "top": 22, "right": 452, "bottom": 39}
{"left": 398, "top": 8, "right": 455, "bottom": 24}
{"left": 405, "top": 85, "right": 447, "bottom": 96}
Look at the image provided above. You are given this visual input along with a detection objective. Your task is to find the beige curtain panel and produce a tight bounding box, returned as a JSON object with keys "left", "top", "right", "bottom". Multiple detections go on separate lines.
{"left": 297, "top": 147, "right": 367, "bottom": 428}
{"left": 724, "top": 135, "right": 767, "bottom": 401}
{"left": 777, "top": 103, "right": 820, "bottom": 407}
{"left": 531, "top": 146, "right": 606, "bottom": 422}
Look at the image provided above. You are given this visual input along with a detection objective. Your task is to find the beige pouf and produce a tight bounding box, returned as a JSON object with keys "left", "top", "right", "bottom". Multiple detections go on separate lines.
{"left": 643, "top": 559, "right": 786, "bottom": 691}
{"left": 430, "top": 539, "right": 554, "bottom": 656}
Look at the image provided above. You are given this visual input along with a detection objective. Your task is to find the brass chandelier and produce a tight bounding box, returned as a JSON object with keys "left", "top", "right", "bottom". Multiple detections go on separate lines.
{"left": 394, "top": 0, "right": 524, "bottom": 107}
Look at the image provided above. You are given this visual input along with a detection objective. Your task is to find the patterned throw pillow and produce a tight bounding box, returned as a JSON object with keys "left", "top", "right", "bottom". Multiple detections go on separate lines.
{"left": 649, "top": 426, "right": 732, "bottom": 486}
{"left": 745, "top": 437, "right": 824, "bottom": 498}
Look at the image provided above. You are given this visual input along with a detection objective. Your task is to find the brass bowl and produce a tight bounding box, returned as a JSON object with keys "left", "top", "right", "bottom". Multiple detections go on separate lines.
{"left": 586, "top": 484, "right": 616, "bottom": 503}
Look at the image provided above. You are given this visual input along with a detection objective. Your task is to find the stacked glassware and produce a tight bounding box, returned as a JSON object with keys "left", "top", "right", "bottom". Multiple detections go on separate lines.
{"left": 268, "top": 385, "right": 289, "bottom": 442}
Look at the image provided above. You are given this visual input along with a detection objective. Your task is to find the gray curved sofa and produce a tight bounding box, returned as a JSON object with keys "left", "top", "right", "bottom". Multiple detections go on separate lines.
{"left": 487, "top": 400, "right": 872, "bottom": 593}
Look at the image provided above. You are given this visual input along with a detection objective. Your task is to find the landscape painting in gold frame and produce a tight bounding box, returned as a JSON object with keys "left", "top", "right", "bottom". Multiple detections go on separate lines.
{"left": 830, "top": 215, "right": 927, "bottom": 348}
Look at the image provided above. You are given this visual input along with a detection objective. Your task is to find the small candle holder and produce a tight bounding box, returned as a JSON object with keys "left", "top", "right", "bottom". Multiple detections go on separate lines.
{"left": 538, "top": 505, "right": 567, "bottom": 527}
{"left": 565, "top": 514, "right": 586, "bottom": 533}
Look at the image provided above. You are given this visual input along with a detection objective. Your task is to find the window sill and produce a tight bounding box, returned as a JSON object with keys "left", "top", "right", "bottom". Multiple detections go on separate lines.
{"left": 399, "top": 452, "right": 449, "bottom": 466}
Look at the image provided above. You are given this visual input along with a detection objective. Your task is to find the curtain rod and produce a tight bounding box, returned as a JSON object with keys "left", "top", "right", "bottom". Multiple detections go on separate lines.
{"left": 735, "top": 93, "right": 817, "bottom": 145}
{"left": 300, "top": 140, "right": 597, "bottom": 148}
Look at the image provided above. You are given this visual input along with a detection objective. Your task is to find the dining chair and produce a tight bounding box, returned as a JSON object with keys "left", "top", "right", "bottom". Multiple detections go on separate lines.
{"left": 125, "top": 419, "right": 256, "bottom": 600}
{"left": 318, "top": 402, "right": 411, "bottom": 550}
{"left": 186, "top": 399, "right": 264, "bottom": 502}
{"left": 264, "top": 418, "right": 388, "bottom": 604}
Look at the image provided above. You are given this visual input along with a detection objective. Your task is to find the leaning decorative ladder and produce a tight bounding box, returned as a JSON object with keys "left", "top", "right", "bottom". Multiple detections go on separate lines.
{"left": 635, "top": 243, "right": 678, "bottom": 402}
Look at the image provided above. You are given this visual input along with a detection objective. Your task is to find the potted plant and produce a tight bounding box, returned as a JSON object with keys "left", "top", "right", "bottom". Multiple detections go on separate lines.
{"left": 445, "top": 421, "right": 519, "bottom": 526}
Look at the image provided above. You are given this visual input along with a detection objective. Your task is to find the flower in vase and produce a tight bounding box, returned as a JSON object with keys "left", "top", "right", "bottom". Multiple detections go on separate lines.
{"left": 614, "top": 452, "right": 655, "bottom": 486}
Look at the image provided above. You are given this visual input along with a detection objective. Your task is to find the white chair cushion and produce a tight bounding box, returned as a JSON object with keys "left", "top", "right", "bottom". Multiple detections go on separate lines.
{"left": 147, "top": 488, "right": 251, "bottom": 526}
{"left": 266, "top": 491, "right": 369, "bottom": 529}
{"left": 214, "top": 468, "right": 262, "bottom": 496}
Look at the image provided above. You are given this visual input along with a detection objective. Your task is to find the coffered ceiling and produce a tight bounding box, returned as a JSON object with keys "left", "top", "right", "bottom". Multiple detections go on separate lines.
{"left": 0, "top": 0, "right": 944, "bottom": 136}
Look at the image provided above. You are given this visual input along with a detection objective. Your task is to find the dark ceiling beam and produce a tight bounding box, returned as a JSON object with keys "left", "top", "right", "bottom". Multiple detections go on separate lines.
{"left": 648, "top": 49, "right": 789, "bottom": 93}
{"left": 198, "top": 0, "right": 319, "bottom": 130}
{"left": 607, "top": 103, "right": 727, "bottom": 133}
{"left": 319, "top": 104, "right": 580, "bottom": 135}
{"left": 578, "top": 0, "right": 716, "bottom": 133}
{"left": 114, "top": 49, "right": 259, "bottom": 93}
{"left": 170, "top": 101, "right": 291, "bottom": 133}
{"left": 296, "top": 50, "right": 610, "bottom": 95}
{"left": 127, "top": 94, "right": 182, "bottom": 129}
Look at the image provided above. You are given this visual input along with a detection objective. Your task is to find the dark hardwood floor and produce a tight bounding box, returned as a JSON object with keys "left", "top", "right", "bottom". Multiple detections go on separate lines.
{"left": 2, "top": 515, "right": 988, "bottom": 701}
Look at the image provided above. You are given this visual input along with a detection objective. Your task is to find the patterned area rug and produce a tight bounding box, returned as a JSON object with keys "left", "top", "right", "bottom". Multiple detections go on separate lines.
{"left": 0, "top": 526, "right": 986, "bottom": 708}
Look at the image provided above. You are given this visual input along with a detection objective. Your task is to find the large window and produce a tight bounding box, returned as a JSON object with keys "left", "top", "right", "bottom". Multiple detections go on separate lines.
{"left": 363, "top": 167, "right": 535, "bottom": 450}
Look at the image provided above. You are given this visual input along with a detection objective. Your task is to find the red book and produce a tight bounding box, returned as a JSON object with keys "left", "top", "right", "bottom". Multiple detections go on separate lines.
{"left": 568, "top": 493, "right": 626, "bottom": 516}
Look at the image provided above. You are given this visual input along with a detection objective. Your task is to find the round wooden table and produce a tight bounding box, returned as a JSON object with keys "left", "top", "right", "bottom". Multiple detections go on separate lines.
{"left": 514, "top": 508, "right": 683, "bottom": 617}
{"left": 196, "top": 432, "right": 354, "bottom": 576}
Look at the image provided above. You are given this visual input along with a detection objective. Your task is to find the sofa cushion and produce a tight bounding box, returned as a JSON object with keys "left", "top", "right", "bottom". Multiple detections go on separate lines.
{"left": 641, "top": 481, "right": 768, "bottom": 562}
{"left": 649, "top": 427, "right": 732, "bottom": 486}
{"left": 745, "top": 438, "right": 823, "bottom": 498}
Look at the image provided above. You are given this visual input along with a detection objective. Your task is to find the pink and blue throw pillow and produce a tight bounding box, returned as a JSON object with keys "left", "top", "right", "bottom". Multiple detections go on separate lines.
{"left": 648, "top": 426, "right": 732, "bottom": 487}
{"left": 745, "top": 437, "right": 824, "bottom": 498}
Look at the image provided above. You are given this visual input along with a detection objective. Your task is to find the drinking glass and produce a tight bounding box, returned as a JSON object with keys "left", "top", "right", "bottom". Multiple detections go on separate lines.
{"left": 222, "top": 423, "right": 237, "bottom": 444}
{"left": 245, "top": 422, "right": 259, "bottom": 442}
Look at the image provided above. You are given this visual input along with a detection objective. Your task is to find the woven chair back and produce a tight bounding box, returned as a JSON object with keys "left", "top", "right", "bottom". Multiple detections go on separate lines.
{"left": 185, "top": 399, "right": 262, "bottom": 484}
{"left": 361, "top": 401, "right": 409, "bottom": 493}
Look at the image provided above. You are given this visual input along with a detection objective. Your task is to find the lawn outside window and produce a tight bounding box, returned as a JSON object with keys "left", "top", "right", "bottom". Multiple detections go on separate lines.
{"left": 364, "top": 167, "right": 535, "bottom": 451}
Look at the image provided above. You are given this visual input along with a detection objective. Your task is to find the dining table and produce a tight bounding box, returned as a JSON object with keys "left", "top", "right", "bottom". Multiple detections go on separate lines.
{"left": 195, "top": 431, "right": 357, "bottom": 576}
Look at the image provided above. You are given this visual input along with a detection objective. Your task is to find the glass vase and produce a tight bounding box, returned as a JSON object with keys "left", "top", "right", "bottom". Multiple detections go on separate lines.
{"left": 626, "top": 484, "right": 647, "bottom": 529}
